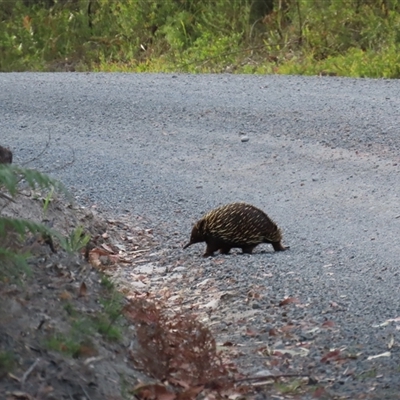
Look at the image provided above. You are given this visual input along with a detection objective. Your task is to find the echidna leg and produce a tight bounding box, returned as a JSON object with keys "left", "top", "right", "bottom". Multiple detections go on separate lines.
{"left": 272, "top": 242, "right": 287, "bottom": 251}
{"left": 219, "top": 246, "right": 232, "bottom": 255}
{"left": 203, "top": 241, "right": 220, "bottom": 257}
{"left": 242, "top": 245, "right": 256, "bottom": 254}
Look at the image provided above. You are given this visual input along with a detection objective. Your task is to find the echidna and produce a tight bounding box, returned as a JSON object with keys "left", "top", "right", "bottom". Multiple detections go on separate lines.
{"left": 0, "top": 146, "right": 12, "bottom": 164}
{"left": 183, "top": 202, "right": 287, "bottom": 257}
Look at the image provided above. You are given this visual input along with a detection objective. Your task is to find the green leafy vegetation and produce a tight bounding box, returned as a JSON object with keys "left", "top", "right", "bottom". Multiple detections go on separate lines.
{"left": 47, "top": 291, "right": 124, "bottom": 357}
{"left": 1, "top": 0, "right": 400, "bottom": 77}
{"left": 58, "top": 225, "right": 91, "bottom": 254}
{"left": 0, "top": 164, "right": 62, "bottom": 280}
{"left": 0, "top": 351, "right": 15, "bottom": 377}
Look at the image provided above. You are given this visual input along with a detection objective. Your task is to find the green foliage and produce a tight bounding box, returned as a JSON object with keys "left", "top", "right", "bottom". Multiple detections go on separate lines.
{"left": 0, "top": 164, "right": 63, "bottom": 196}
{"left": 0, "top": 351, "right": 15, "bottom": 377}
{"left": 58, "top": 225, "right": 91, "bottom": 254}
{"left": 47, "top": 291, "right": 124, "bottom": 357}
{"left": 46, "top": 333, "right": 83, "bottom": 357}
{"left": 1, "top": 0, "right": 400, "bottom": 76}
{"left": 0, "top": 164, "right": 85, "bottom": 280}
{"left": 100, "top": 275, "right": 114, "bottom": 290}
{"left": 42, "top": 186, "right": 55, "bottom": 215}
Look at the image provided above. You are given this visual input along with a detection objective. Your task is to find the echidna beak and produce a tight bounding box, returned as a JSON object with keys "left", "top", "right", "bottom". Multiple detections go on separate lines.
{"left": 183, "top": 242, "right": 192, "bottom": 249}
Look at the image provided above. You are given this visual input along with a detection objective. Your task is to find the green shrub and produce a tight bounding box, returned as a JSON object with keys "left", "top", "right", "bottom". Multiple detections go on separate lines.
{"left": 2, "top": 1, "right": 400, "bottom": 77}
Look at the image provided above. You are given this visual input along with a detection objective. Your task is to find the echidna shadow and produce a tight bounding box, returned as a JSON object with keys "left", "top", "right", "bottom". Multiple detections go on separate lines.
{"left": 183, "top": 203, "right": 288, "bottom": 257}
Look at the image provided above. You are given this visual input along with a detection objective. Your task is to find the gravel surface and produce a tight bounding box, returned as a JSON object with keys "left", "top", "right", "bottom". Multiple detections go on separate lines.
{"left": 2, "top": 73, "right": 400, "bottom": 397}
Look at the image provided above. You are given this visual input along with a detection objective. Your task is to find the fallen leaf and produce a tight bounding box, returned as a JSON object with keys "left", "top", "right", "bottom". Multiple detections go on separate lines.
{"left": 245, "top": 328, "right": 258, "bottom": 337}
{"left": 274, "top": 347, "right": 309, "bottom": 357}
{"left": 59, "top": 290, "right": 72, "bottom": 300}
{"left": 202, "top": 298, "right": 219, "bottom": 309}
{"left": 78, "top": 281, "right": 87, "bottom": 297}
{"left": 7, "top": 391, "right": 34, "bottom": 400}
{"left": 367, "top": 351, "right": 391, "bottom": 360}
{"left": 281, "top": 324, "right": 295, "bottom": 332}
{"left": 321, "top": 320, "right": 335, "bottom": 328}
{"left": 279, "top": 297, "right": 299, "bottom": 306}
{"left": 313, "top": 386, "right": 326, "bottom": 398}
{"left": 176, "top": 385, "right": 204, "bottom": 399}
{"left": 321, "top": 349, "right": 341, "bottom": 363}
{"left": 134, "top": 383, "right": 176, "bottom": 400}
{"left": 388, "top": 335, "right": 395, "bottom": 350}
{"left": 373, "top": 316, "right": 400, "bottom": 328}
{"left": 101, "top": 243, "right": 114, "bottom": 253}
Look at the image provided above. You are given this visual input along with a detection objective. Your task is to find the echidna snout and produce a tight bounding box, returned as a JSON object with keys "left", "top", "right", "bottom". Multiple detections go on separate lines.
{"left": 184, "top": 203, "right": 287, "bottom": 257}
{"left": 183, "top": 222, "right": 204, "bottom": 249}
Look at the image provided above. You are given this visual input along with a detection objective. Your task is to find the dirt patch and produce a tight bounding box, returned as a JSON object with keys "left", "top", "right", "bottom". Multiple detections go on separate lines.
{"left": 0, "top": 191, "right": 153, "bottom": 400}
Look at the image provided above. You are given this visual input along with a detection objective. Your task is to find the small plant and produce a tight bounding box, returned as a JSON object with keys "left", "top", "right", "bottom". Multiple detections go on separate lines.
{"left": 100, "top": 275, "right": 114, "bottom": 290}
{"left": 42, "top": 186, "right": 55, "bottom": 215}
{"left": 95, "top": 292, "right": 124, "bottom": 341}
{"left": 63, "top": 302, "right": 77, "bottom": 316}
{"left": 45, "top": 333, "right": 95, "bottom": 358}
{"left": 0, "top": 351, "right": 15, "bottom": 378}
{"left": 0, "top": 165, "right": 65, "bottom": 280}
{"left": 358, "top": 369, "right": 377, "bottom": 380}
{"left": 93, "top": 315, "right": 122, "bottom": 341}
{"left": 275, "top": 379, "right": 304, "bottom": 395}
{"left": 58, "top": 226, "right": 91, "bottom": 254}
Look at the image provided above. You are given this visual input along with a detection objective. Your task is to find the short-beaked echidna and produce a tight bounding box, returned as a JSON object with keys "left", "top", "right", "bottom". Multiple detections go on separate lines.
{"left": 183, "top": 202, "right": 287, "bottom": 257}
{"left": 0, "top": 146, "right": 12, "bottom": 164}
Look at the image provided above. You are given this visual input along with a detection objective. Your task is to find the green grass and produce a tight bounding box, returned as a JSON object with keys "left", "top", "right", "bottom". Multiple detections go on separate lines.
{"left": 0, "top": 351, "right": 15, "bottom": 377}
{"left": 47, "top": 286, "right": 124, "bottom": 357}
{"left": 2, "top": 0, "right": 400, "bottom": 77}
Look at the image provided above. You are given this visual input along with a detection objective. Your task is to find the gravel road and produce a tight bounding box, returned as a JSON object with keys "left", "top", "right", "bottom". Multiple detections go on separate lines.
{"left": 2, "top": 73, "right": 400, "bottom": 397}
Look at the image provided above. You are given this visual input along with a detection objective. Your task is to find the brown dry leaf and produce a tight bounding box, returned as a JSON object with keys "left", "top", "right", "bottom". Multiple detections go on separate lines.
{"left": 176, "top": 385, "right": 204, "bottom": 399}
{"left": 59, "top": 290, "right": 72, "bottom": 300}
{"left": 77, "top": 344, "right": 98, "bottom": 357}
{"left": 279, "top": 297, "right": 299, "bottom": 306}
{"left": 90, "top": 247, "right": 111, "bottom": 257}
{"left": 245, "top": 328, "right": 258, "bottom": 337}
{"left": 281, "top": 324, "right": 295, "bottom": 332}
{"left": 134, "top": 383, "right": 176, "bottom": 400}
{"left": 321, "top": 320, "right": 335, "bottom": 328}
{"left": 88, "top": 248, "right": 109, "bottom": 268}
{"left": 313, "top": 386, "right": 327, "bottom": 398}
{"left": 321, "top": 349, "right": 341, "bottom": 363}
{"left": 78, "top": 281, "right": 87, "bottom": 297}
{"left": 168, "top": 378, "right": 190, "bottom": 389}
{"left": 269, "top": 328, "right": 279, "bottom": 336}
{"left": 101, "top": 243, "right": 114, "bottom": 253}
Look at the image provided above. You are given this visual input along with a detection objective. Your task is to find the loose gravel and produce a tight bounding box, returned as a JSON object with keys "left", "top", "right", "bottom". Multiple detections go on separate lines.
{"left": 2, "top": 73, "right": 400, "bottom": 398}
